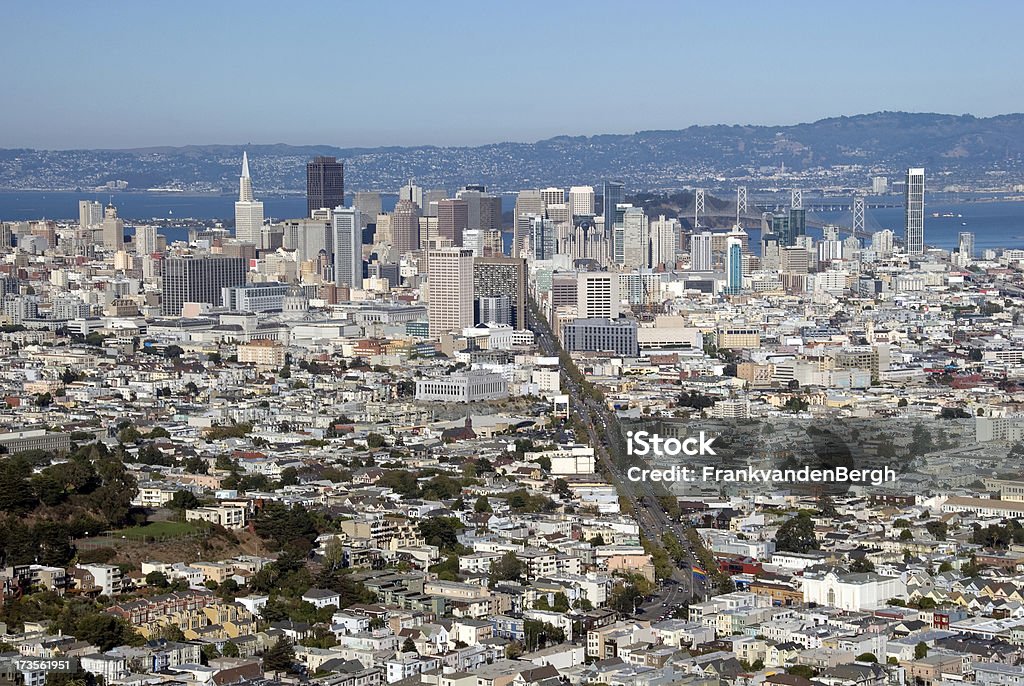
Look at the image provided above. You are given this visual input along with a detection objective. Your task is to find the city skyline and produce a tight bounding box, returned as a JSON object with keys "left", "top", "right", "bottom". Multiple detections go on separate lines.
{"left": 4, "top": 1, "right": 1024, "bottom": 148}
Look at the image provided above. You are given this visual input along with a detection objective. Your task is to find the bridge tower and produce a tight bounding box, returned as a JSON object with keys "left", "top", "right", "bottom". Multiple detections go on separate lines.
{"left": 790, "top": 188, "right": 802, "bottom": 210}
{"left": 736, "top": 186, "right": 747, "bottom": 225}
{"left": 695, "top": 188, "right": 705, "bottom": 229}
{"left": 852, "top": 195, "right": 865, "bottom": 235}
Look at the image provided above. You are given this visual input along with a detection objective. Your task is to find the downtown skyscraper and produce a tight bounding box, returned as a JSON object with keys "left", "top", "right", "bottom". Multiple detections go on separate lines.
{"left": 427, "top": 247, "right": 474, "bottom": 336}
{"left": 602, "top": 180, "right": 624, "bottom": 237}
{"left": 307, "top": 156, "right": 345, "bottom": 218}
{"left": 905, "top": 167, "right": 925, "bottom": 256}
{"left": 235, "top": 152, "right": 264, "bottom": 247}
{"left": 333, "top": 207, "right": 363, "bottom": 288}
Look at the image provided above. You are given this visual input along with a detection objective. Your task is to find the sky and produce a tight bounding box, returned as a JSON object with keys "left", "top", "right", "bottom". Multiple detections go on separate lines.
{"left": 2, "top": 0, "right": 1023, "bottom": 149}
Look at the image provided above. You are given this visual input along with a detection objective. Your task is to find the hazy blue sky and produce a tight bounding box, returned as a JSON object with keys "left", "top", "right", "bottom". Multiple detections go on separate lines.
{"left": 3, "top": 0, "right": 1023, "bottom": 149}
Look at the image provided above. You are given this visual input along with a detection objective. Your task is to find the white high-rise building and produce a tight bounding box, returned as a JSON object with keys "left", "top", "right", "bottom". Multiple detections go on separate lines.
{"left": 578, "top": 272, "right": 619, "bottom": 320}
{"left": 905, "top": 167, "right": 925, "bottom": 256}
{"left": 101, "top": 204, "right": 124, "bottom": 251}
{"left": 427, "top": 247, "right": 474, "bottom": 336}
{"left": 462, "top": 228, "right": 484, "bottom": 257}
{"left": 690, "top": 232, "right": 713, "bottom": 271}
{"left": 956, "top": 231, "right": 975, "bottom": 267}
{"left": 871, "top": 229, "right": 895, "bottom": 258}
{"left": 621, "top": 207, "right": 649, "bottom": 269}
{"left": 541, "top": 187, "right": 564, "bottom": 208}
{"left": 79, "top": 200, "right": 103, "bottom": 231}
{"left": 400, "top": 181, "right": 423, "bottom": 209}
{"left": 568, "top": 186, "right": 595, "bottom": 218}
{"left": 135, "top": 225, "right": 158, "bottom": 255}
{"left": 650, "top": 215, "right": 680, "bottom": 268}
{"left": 872, "top": 176, "right": 889, "bottom": 194}
{"left": 235, "top": 152, "right": 265, "bottom": 248}
{"left": 332, "top": 207, "right": 363, "bottom": 288}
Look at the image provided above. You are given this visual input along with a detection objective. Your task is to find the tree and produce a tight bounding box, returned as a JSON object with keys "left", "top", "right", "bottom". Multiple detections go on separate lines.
{"left": 489, "top": 551, "right": 526, "bottom": 583}
{"left": 914, "top": 642, "right": 929, "bottom": 659}
{"left": 856, "top": 653, "right": 878, "bottom": 663}
{"left": 418, "top": 517, "right": 464, "bottom": 553}
{"left": 222, "top": 641, "right": 239, "bottom": 658}
{"left": 474, "top": 496, "right": 492, "bottom": 513}
{"left": 145, "top": 571, "right": 169, "bottom": 588}
{"left": 775, "top": 512, "right": 817, "bottom": 553}
{"left": 899, "top": 529, "right": 914, "bottom": 541}
{"left": 263, "top": 637, "right": 295, "bottom": 673}
{"left": 168, "top": 490, "right": 200, "bottom": 511}
{"left": 938, "top": 561, "right": 954, "bottom": 573}
{"left": 280, "top": 467, "right": 299, "bottom": 486}
{"left": 402, "top": 637, "right": 417, "bottom": 654}
{"left": 849, "top": 558, "right": 875, "bottom": 573}
{"left": 367, "top": 433, "right": 386, "bottom": 449}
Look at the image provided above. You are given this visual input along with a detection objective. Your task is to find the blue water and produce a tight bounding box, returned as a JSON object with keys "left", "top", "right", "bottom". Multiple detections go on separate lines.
{"left": 1, "top": 191, "right": 1022, "bottom": 251}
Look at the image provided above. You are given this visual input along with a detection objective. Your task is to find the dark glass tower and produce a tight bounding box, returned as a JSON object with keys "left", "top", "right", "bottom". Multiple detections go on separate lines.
{"left": 602, "top": 180, "right": 624, "bottom": 239}
{"left": 306, "top": 156, "right": 345, "bottom": 217}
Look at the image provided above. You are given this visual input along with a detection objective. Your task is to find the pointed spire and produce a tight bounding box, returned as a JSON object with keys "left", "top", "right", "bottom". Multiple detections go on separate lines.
{"left": 238, "top": 151, "right": 254, "bottom": 202}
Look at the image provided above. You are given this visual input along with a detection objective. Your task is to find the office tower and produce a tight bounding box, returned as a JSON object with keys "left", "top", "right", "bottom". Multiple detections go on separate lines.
{"left": 650, "top": 215, "right": 680, "bottom": 268}
{"left": 871, "top": 229, "right": 895, "bottom": 258}
{"left": 400, "top": 181, "right": 423, "bottom": 209}
{"left": 281, "top": 218, "right": 330, "bottom": 263}
{"left": 456, "top": 187, "right": 483, "bottom": 230}
{"left": 332, "top": 207, "right": 363, "bottom": 288}
{"left": 515, "top": 189, "right": 544, "bottom": 218}
{"left": 956, "top": 232, "right": 975, "bottom": 267}
{"left": 463, "top": 229, "right": 483, "bottom": 256}
{"left": 422, "top": 189, "right": 447, "bottom": 216}
{"left": 602, "top": 180, "right": 624, "bottom": 237}
{"left": 905, "top": 167, "right": 925, "bottom": 255}
{"left": 780, "top": 246, "right": 810, "bottom": 274}
{"left": 419, "top": 216, "right": 440, "bottom": 249}
{"left": 135, "top": 225, "right": 158, "bottom": 255}
{"left": 823, "top": 225, "right": 840, "bottom": 242}
{"left": 353, "top": 192, "right": 382, "bottom": 224}
{"left": 843, "top": 235, "right": 862, "bottom": 263}
{"left": 427, "top": 247, "right": 474, "bottom": 336}
{"left": 437, "top": 199, "right": 469, "bottom": 246}
{"left": 577, "top": 271, "right": 620, "bottom": 319}
{"left": 621, "top": 207, "right": 649, "bottom": 269}
{"left": 162, "top": 255, "right": 246, "bottom": 316}
{"left": 514, "top": 190, "right": 544, "bottom": 257}
{"left": 391, "top": 199, "right": 421, "bottom": 256}
{"left": 479, "top": 194, "right": 502, "bottom": 233}
{"left": 691, "top": 232, "right": 713, "bottom": 271}
{"left": 789, "top": 208, "right": 806, "bottom": 246}
{"left": 726, "top": 237, "right": 743, "bottom": 294}
{"left": 101, "top": 203, "right": 124, "bottom": 251}
{"left": 306, "top": 156, "right": 345, "bottom": 218}
{"left": 482, "top": 229, "right": 503, "bottom": 257}
{"left": 545, "top": 203, "right": 571, "bottom": 224}
{"left": 541, "top": 187, "right": 564, "bottom": 208}
{"left": 234, "top": 152, "right": 265, "bottom": 247}
{"left": 372, "top": 213, "right": 392, "bottom": 245}
{"left": 569, "top": 186, "right": 595, "bottom": 218}
{"left": 872, "top": 176, "right": 889, "bottom": 194}
{"left": 512, "top": 214, "right": 535, "bottom": 259}
{"left": 79, "top": 200, "right": 103, "bottom": 230}
{"left": 474, "top": 256, "right": 526, "bottom": 328}
{"left": 761, "top": 233, "right": 781, "bottom": 271}
{"left": 478, "top": 296, "right": 511, "bottom": 326}
{"left": 530, "top": 217, "right": 555, "bottom": 260}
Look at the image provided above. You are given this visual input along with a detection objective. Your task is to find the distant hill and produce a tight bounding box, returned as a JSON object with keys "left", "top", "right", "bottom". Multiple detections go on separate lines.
{"left": 1, "top": 112, "right": 1022, "bottom": 192}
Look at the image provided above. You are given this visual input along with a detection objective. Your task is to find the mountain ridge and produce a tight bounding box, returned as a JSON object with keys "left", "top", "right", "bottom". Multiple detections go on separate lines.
{"left": 2, "top": 111, "right": 1022, "bottom": 192}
